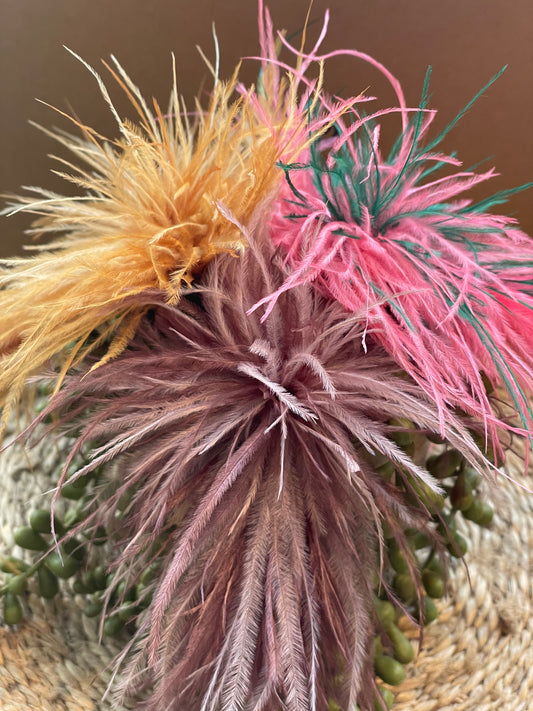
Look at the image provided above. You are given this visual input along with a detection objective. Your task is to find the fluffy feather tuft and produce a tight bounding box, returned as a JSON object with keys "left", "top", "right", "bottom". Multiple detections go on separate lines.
{"left": 35, "top": 222, "right": 493, "bottom": 711}
{"left": 251, "top": 65, "right": 533, "bottom": 443}
{"left": 0, "top": 4, "right": 356, "bottom": 432}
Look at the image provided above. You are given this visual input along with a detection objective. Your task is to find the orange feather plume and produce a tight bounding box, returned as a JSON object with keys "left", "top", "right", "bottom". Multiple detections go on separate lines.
{"left": 0, "top": 38, "right": 351, "bottom": 431}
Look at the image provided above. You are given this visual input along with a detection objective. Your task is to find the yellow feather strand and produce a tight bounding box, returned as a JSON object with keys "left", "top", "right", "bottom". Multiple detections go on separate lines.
{"left": 0, "top": 50, "right": 343, "bottom": 431}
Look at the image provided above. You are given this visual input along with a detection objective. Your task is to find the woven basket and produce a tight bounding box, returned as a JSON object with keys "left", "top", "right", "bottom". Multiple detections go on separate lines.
{"left": 1, "top": 422, "right": 531, "bottom": 711}
{"left": 394, "top": 446, "right": 533, "bottom": 711}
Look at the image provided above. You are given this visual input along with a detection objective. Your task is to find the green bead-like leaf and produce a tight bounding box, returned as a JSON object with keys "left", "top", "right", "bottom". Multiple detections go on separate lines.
{"left": 45, "top": 552, "right": 80, "bottom": 579}
{"left": 14, "top": 526, "right": 48, "bottom": 551}
{"left": 37, "top": 565, "right": 59, "bottom": 599}
{"left": 3, "top": 591, "right": 23, "bottom": 625}
{"left": 7, "top": 574, "right": 28, "bottom": 596}
{"left": 374, "top": 654, "right": 406, "bottom": 686}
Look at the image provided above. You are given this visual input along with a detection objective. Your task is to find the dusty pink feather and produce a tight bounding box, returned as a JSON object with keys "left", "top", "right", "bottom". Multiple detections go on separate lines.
{"left": 32, "top": 222, "right": 494, "bottom": 711}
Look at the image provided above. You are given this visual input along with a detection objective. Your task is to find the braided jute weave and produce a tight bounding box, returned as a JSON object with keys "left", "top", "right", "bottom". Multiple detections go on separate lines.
{"left": 0, "top": 419, "right": 532, "bottom": 710}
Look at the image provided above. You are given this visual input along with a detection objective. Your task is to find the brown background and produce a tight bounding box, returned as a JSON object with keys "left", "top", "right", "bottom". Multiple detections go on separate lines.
{"left": 1, "top": 0, "right": 532, "bottom": 256}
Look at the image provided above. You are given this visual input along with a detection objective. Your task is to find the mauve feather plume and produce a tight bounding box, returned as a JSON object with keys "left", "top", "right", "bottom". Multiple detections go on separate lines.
{"left": 35, "top": 219, "right": 493, "bottom": 711}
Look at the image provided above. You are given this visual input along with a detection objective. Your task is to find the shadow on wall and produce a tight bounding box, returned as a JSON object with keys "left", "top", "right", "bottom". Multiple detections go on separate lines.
{"left": 1, "top": 0, "right": 532, "bottom": 256}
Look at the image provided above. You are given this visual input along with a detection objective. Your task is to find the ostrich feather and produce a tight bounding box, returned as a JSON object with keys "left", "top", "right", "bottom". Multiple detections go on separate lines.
{"left": 34, "top": 221, "right": 493, "bottom": 711}
{"left": 250, "top": 62, "right": 533, "bottom": 442}
{"left": 0, "top": 3, "right": 358, "bottom": 432}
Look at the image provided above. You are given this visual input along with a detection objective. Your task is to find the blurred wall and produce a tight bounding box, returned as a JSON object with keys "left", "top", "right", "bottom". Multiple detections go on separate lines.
{"left": 1, "top": 0, "right": 532, "bottom": 255}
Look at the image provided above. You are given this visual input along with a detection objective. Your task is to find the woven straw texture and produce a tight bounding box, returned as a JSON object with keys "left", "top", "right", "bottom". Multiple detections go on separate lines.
{"left": 0, "top": 422, "right": 129, "bottom": 711}
{"left": 0, "top": 422, "right": 532, "bottom": 710}
{"left": 394, "top": 447, "right": 533, "bottom": 711}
